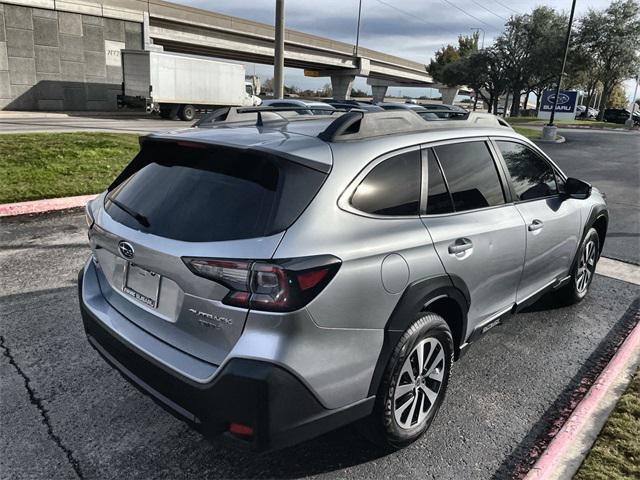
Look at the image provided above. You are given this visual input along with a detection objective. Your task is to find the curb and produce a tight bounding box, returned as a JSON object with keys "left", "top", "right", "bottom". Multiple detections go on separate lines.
{"left": 524, "top": 316, "right": 640, "bottom": 480}
{"left": 535, "top": 135, "right": 566, "bottom": 144}
{"left": 560, "top": 125, "right": 637, "bottom": 132}
{"left": 0, "top": 110, "right": 147, "bottom": 119}
{"left": 0, "top": 194, "right": 97, "bottom": 217}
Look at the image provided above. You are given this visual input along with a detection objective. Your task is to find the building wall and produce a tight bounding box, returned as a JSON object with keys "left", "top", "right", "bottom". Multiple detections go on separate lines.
{"left": 0, "top": 2, "right": 143, "bottom": 110}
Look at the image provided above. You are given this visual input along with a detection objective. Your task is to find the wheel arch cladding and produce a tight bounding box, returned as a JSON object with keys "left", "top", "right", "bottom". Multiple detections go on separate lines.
{"left": 367, "top": 274, "right": 470, "bottom": 396}
{"left": 593, "top": 213, "right": 608, "bottom": 254}
{"left": 568, "top": 204, "right": 607, "bottom": 282}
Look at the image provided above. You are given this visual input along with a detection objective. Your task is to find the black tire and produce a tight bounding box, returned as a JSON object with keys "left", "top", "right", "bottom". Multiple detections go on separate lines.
{"left": 159, "top": 104, "right": 179, "bottom": 120}
{"left": 359, "top": 312, "right": 453, "bottom": 450}
{"left": 557, "top": 227, "right": 600, "bottom": 304}
{"left": 180, "top": 104, "right": 196, "bottom": 121}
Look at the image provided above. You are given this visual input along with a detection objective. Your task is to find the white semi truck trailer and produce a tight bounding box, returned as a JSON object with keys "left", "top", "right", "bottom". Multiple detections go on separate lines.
{"left": 117, "top": 50, "right": 261, "bottom": 121}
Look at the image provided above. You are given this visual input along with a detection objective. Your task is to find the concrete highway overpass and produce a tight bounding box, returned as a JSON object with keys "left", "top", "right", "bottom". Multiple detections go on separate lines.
{"left": 0, "top": 0, "right": 460, "bottom": 110}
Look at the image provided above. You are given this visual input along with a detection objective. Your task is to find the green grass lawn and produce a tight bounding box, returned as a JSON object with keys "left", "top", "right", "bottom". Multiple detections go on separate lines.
{"left": 0, "top": 132, "right": 139, "bottom": 204}
{"left": 512, "top": 125, "right": 543, "bottom": 140}
{"left": 574, "top": 367, "right": 640, "bottom": 480}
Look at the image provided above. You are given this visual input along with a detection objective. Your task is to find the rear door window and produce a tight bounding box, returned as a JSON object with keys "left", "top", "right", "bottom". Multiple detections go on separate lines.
{"left": 350, "top": 150, "right": 421, "bottom": 216}
{"left": 434, "top": 141, "right": 505, "bottom": 212}
{"left": 424, "top": 148, "right": 454, "bottom": 214}
{"left": 496, "top": 141, "right": 558, "bottom": 201}
{"left": 105, "top": 141, "right": 326, "bottom": 242}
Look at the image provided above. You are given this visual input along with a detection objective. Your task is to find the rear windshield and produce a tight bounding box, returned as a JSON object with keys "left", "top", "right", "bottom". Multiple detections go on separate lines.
{"left": 105, "top": 141, "right": 326, "bottom": 242}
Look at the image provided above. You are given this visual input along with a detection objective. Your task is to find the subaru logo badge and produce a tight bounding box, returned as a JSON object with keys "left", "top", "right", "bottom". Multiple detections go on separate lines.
{"left": 549, "top": 93, "right": 570, "bottom": 105}
{"left": 118, "top": 241, "right": 135, "bottom": 259}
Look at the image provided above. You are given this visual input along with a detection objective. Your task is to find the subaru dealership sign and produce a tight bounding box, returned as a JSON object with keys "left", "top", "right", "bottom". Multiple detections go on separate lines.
{"left": 538, "top": 90, "right": 578, "bottom": 120}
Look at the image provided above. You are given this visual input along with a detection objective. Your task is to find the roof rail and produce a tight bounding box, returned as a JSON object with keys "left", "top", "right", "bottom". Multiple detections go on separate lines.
{"left": 193, "top": 107, "right": 510, "bottom": 141}
{"left": 318, "top": 110, "right": 428, "bottom": 142}
{"left": 194, "top": 105, "right": 348, "bottom": 128}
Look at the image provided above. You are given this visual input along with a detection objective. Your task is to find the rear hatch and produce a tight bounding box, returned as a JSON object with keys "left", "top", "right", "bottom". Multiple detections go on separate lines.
{"left": 89, "top": 139, "right": 327, "bottom": 365}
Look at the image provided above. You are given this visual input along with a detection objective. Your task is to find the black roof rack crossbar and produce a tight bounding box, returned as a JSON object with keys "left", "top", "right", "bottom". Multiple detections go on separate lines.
{"left": 318, "top": 109, "right": 430, "bottom": 142}
{"left": 317, "top": 111, "right": 364, "bottom": 141}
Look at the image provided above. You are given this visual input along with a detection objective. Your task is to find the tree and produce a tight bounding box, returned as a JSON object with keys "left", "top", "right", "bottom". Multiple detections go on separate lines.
{"left": 262, "top": 77, "right": 274, "bottom": 94}
{"left": 564, "top": 44, "right": 601, "bottom": 111}
{"left": 607, "top": 84, "right": 627, "bottom": 108}
{"left": 441, "top": 47, "right": 509, "bottom": 114}
{"left": 283, "top": 84, "right": 299, "bottom": 95}
{"left": 494, "top": 7, "right": 566, "bottom": 116}
{"left": 319, "top": 83, "right": 332, "bottom": 97}
{"left": 576, "top": 0, "right": 640, "bottom": 120}
{"left": 428, "top": 44, "right": 461, "bottom": 84}
{"left": 351, "top": 87, "right": 368, "bottom": 97}
{"left": 428, "top": 33, "right": 479, "bottom": 85}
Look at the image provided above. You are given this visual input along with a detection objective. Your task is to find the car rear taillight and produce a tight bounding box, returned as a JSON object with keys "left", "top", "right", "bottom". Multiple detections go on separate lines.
{"left": 183, "top": 255, "right": 341, "bottom": 312}
{"left": 84, "top": 201, "right": 94, "bottom": 228}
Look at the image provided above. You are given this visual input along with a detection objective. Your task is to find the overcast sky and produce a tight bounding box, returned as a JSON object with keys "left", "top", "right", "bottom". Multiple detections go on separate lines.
{"left": 172, "top": 0, "right": 636, "bottom": 99}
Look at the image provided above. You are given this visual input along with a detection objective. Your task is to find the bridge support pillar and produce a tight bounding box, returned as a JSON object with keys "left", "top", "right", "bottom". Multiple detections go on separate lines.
{"left": 371, "top": 85, "right": 388, "bottom": 103}
{"left": 331, "top": 74, "right": 355, "bottom": 100}
{"left": 438, "top": 86, "right": 459, "bottom": 105}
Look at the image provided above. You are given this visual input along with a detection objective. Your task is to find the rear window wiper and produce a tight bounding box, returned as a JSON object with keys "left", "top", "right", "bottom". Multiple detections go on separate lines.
{"left": 108, "top": 197, "right": 150, "bottom": 228}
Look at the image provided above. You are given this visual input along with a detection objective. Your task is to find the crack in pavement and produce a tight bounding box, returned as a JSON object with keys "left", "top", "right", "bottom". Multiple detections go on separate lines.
{"left": 0, "top": 335, "right": 84, "bottom": 479}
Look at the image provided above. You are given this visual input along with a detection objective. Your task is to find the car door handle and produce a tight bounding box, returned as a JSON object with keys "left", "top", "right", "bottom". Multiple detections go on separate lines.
{"left": 528, "top": 220, "right": 544, "bottom": 232}
{"left": 448, "top": 239, "right": 473, "bottom": 254}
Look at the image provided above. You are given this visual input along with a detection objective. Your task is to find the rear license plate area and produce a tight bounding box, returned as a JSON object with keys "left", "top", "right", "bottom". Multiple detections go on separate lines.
{"left": 123, "top": 263, "right": 161, "bottom": 308}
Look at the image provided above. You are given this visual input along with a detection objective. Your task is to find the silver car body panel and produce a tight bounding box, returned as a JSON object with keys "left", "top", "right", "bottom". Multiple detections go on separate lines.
{"left": 513, "top": 197, "right": 581, "bottom": 302}
{"left": 82, "top": 120, "right": 606, "bottom": 409}
{"left": 422, "top": 205, "right": 526, "bottom": 335}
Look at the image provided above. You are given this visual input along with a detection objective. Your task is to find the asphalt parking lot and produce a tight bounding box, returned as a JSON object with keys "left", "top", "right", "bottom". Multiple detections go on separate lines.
{"left": 1, "top": 125, "right": 639, "bottom": 479}
{"left": 536, "top": 128, "right": 640, "bottom": 265}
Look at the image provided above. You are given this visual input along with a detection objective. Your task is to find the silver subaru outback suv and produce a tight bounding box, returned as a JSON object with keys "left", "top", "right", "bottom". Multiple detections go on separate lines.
{"left": 79, "top": 108, "right": 607, "bottom": 451}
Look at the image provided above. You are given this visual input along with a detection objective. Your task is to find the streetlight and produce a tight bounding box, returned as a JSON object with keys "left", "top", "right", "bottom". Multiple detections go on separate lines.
{"left": 626, "top": 75, "right": 639, "bottom": 129}
{"left": 354, "top": 0, "right": 363, "bottom": 56}
{"left": 544, "top": 0, "right": 577, "bottom": 140}
{"left": 273, "top": 0, "right": 285, "bottom": 99}
{"left": 470, "top": 27, "right": 485, "bottom": 49}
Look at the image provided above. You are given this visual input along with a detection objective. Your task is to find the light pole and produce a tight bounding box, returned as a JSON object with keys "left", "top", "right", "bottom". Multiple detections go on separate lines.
{"left": 544, "top": 0, "right": 576, "bottom": 140}
{"left": 625, "top": 76, "right": 639, "bottom": 129}
{"left": 354, "top": 0, "right": 363, "bottom": 56}
{"left": 470, "top": 27, "right": 485, "bottom": 49}
{"left": 273, "top": 0, "right": 285, "bottom": 99}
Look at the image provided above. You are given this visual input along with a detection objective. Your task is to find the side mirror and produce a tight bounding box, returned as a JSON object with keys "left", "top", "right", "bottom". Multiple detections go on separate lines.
{"left": 565, "top": 177, "right": 592, "bottom": 199}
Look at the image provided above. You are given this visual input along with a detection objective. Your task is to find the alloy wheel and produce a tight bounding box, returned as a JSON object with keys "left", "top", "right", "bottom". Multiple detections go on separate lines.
{"left": 576, "top": 239, "right": 597, "bottom": 294}
{"left": 393, "top": 337, "right": 445, "bottom": 430}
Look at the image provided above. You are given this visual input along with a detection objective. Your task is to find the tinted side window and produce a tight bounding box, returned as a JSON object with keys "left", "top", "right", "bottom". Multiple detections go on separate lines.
{"left": 434, "top": 141, "right": 505, "bottom": 212}
{"left": 351, "top": 150, "right": 421, "bottom": 216}
{"left": 425, "top": 148, "right": 454, "bottom": 214}
{"left": 496, "top": 141, "right": 558, "bottom": 201}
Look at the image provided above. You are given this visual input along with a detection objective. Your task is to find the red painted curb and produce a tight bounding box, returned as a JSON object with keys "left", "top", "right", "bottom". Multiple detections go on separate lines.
{"left": 525, "top": 317, "right": 640, "bottom": 479}
{"left": 0, "top": 194, "right": 98, "bottom": 217}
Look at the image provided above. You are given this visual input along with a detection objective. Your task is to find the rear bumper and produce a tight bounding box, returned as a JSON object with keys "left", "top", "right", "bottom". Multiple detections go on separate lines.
{"left": 78, "top": 264, "right": 373, "bottom": 451}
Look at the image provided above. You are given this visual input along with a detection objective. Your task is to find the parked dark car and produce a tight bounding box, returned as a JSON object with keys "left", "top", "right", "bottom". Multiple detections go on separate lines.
{"left": 324, "top": 100, "right": 384, "bottom": 112}
{"left": 603, "top": 108, "right": 640, "bottom": 125}
{"left": 376, "top": 102, "right": 443, "bottom": 121}
{"left": 421, "top": 104, "right": 468, "bottom": 118}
